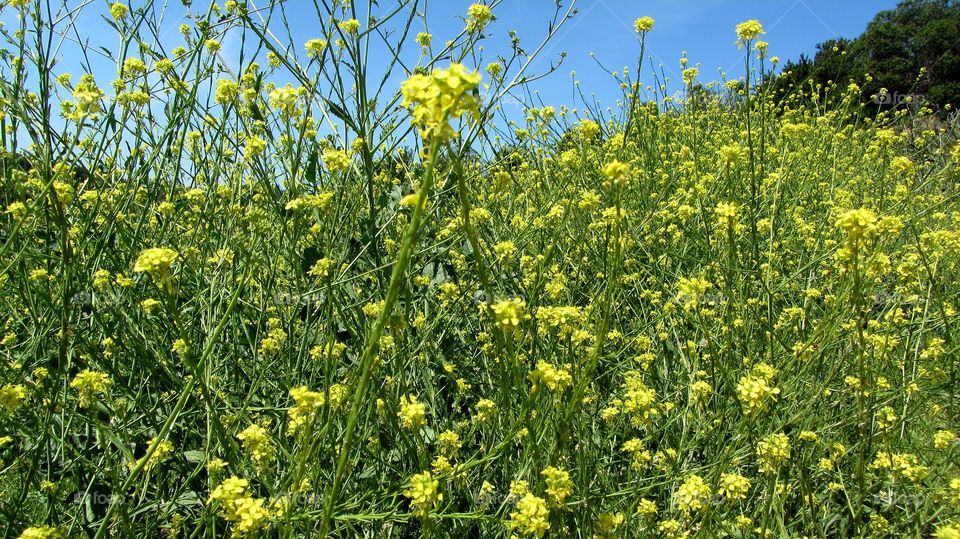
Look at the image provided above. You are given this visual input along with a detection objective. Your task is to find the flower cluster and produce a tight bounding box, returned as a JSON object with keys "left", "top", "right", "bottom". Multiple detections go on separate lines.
{"left": 527, "top": 360, "right": 572, "bottom": 393}
{"left": 0, "top": 384, "right": 27, "bottom": 412}
{"left": 490, "top": 298, "right": 529, "bottom": 330}
{"left": 735, "top": 19, "right": 764, "bottom": 41}
{"left": 757, "top": 433, "right": 791, "bottom": 473}
{"left": 208, "top": 476, "right": 270, "bottom": 536}
{"left": 718, "top": 473, "right": 751, "bottom": 502}
{"left": 466, "top": 4, "right": 494, "bottom": 33}
{"left": 133, "top": 247, "right": 179, "bottom": 281}
{"left": 675, "top": 474, "right": 712, "bottom": 513}
{"left": 69, "top": 370, "right": 111, "bottom": 408}
{"left": 404, "top": 471, "right": 442, "bottom": 517}
{"left": 541, "top": 466, "right": 573, "bottom": 506}
{"left": 736, "top": 372, "right": 780, "bottom": 414}
{"left": 287, "top": 386, "right": 326, "bottom": 435}
{"left": 399, "top": 395, "right": 427, "bottom": 429}
{"left": 237, "top": 424, "right": 274, "bottom": 466}
{"left": 510, "top": 493, "right": 550, "bottom": 537}
{"left": 400, "top": 63, "right": 481, "bottom": 141}
{"left": 634, "top": 16, "right": 655, "bottom": 33}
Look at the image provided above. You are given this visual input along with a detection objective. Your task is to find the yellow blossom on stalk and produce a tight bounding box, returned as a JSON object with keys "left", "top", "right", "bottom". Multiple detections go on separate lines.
{"left": 869, "top": 514, "right": 890, "bottom": 535}
{"left": 431, "top": 455, "right": 453, "bottom": 475}
{"left": 735, "top": 19, "right": 764, "bottom": 41}
{"left": 890, "top": 155, "right": 915, "bottom": 176}
{"left": 950, "top": 478, "right": 960, "bottom": 507}
{"left": 416, "top": 32, "right": 432, "bottom": 47}
{"left": 757, "top": 433, "right": 791, "bottom": 473}
{"left": 29, "top": 268, "right": 50, "bottom": 282}
{"left": 601, "top": 160, "right": 632, "bottom": 188}
{"left": 657, "top": 519, "right": 686, "bottom": 539}
{"left": 399, "top": 394, "right": 427, "bottom": 429}
{"left": 527, "top": 361, "right": 572, "bottom": 393}
{"left": 16, "top": 527, "right": 63, "bottom": 539}
{"left": 715, "top": 202, "right": 738, "bottom": 227}
{"left": 637, "top": 498, "right": 658, "bottom": 519}
{"left": 259, "top": 327, "right": 286, "bottom": 356}
{"left": 869, "top": 451, "right": 928, "bottom": 483}
{"left": 304, "top": 39, "right": 327, "bottom": 57}
{"left": 510, "top": 493, "right": 550, "bottom": 537}
{"left": 595, "top": 512, "right": 625, "bottom": 538}
{"left": 536, "top": 305, "right": 584, "bottom": 335}
{"left": 620, "top": 370, "right": 660, "bottom": 426}
{"left": 542, "top": 466, "right": 573, "bottom": 506}
{"left": 322, "top": 148, "right": 351, "bottom": 174}
{"left": 286, "top": 193, "right": 333, "bottom": 211}
{"left": 109, "top": 3, "right": 128, "bottom": 20}
{"left": 622, "top": 438, "right": 653, "bottom": 470}
{"left": 5, "top": 201, "right": 27, "bottom": 220}
{"left": 404, "top": 471, "right": 442, "bottom": 516}
{"left": 719, "top": 143, "right": 747, "bottom": 166}
{"left": 676, "top": 276, "right": 712, "bottom": 311}
{"left": 70, "top": 74, "right": 104, "bottom": 120}
{"left": 172, "top": 338, "right": 189, "bottom": 357}
{"left": 718, "top": 473, "right": 751, "bottom": 502}
{"left": 207, "top": 458, "right": 227, "bottom": 474}
{"left": 690, "top": 380, "right": 712, "bottom": 404}
{"left": 437, "top": 430, "right": 461, "bottom": 455}
{"left": 736, "top": 374, "right": 780, "bottom": 414}
{"left": 339, "top": 18, "right": 360, "bottom": 34}
{"left": 466, "top": 3, "right": 494, "bottom": 33}
{"left": 675, "top": 474, "right": 712, "bottom": 513}
{"left": 244, "top": 136, "right": 267, "bottom": 160}
{"left": 134, "top": 247, "right": 178, "bottom": 281}
{"left": 935, "top": 430, "right": 957, "bottom": 449}
{"left": 491, "top": 298, "right": 529, "bottom": 330}
{"left": 287, "top": 386, "right": 325, "bottom": 435}
{"left": 70, "top": 370, "right": 111, "bottom": 408}
{"left": 267, "top": 84, "right": 301, "bottom": 117}
{"left": 400, "top": 63, "right": 481, "bottom": 141}
{"left": 509, "top": 480, "right": 530, "bottom": 499}
{"left": 236, "top": 424, "right": 274, "bottom": 466}
{"left": 477, "top": 481, "right": 496, "bottom": 503}
{"left": 305, "top": 258, "right": 334, "bottom": 281}
{"left": 473, "top": 398, "right": 496, "bottom": 422}
{"left": 935, "top": 524, "right": 960, "bottom": 539}
{"left": 835, "top": 208, "right": 878, "bottom": 244}
{"left": 138, "top": 436, "right": 174, "bottom": 471}
{"left": 634, "top": 16, "right": 655, "bottom": 33}
{"left": 122, "top": 57, "right": 146, "bottom": 77}
{"left": 208, "top": 476, "right": 270, "bottom": 536}
{"left": 578, "top": 119, "right": 601, "bottom": 140}
{"left": 875, "top": 405, "right": 898, "bottom": 430}
{"left": 0, "top": 384, "right": 27, "bottom": 412}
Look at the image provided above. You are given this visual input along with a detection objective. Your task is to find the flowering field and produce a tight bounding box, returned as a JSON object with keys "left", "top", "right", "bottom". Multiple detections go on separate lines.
{"left": 1, "top": 1, "right": 959, "bottom": 538}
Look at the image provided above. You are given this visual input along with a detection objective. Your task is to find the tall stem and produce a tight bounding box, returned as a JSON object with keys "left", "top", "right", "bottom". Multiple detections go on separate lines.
{"left": 319, "top": 137, "right": 441, "bottom": 537}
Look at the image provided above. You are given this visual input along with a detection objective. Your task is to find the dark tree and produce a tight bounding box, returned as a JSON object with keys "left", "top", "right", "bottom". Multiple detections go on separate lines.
{"left": 763, "top": 0, "right": 960, "bottom": 112}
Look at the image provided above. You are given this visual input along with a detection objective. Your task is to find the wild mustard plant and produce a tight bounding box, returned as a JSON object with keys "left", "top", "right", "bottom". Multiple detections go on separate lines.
{"left": 0, "top": 2, "right": 958, "bottom": 538}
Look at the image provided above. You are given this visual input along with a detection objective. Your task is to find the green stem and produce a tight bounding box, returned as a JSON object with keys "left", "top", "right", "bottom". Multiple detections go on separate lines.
{"left": 319, "top": 137, "right": 441, "bottom": 537}
{"left": 94, "top": 260, "right": 254, "bottom": 539}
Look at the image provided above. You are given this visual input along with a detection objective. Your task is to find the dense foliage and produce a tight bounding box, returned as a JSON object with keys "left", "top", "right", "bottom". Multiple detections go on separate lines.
{"left": 766, "top": 0, "right": 960, "bottom": 112}
{"left": 1, "top": 1, "right": 959, "bottom": 538}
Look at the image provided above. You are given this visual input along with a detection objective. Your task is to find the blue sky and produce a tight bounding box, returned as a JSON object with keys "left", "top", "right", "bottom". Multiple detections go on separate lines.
{"left": 1, "top": 0, "right": 901, "bottom": 138}
{"left": 433, "top": 0, "right": 900, "bottom": 110}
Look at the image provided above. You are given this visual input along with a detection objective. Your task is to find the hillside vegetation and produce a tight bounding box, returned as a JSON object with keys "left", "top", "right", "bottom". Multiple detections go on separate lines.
{"left": 1, "top": 1, "right": 959, "bottom": 538}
